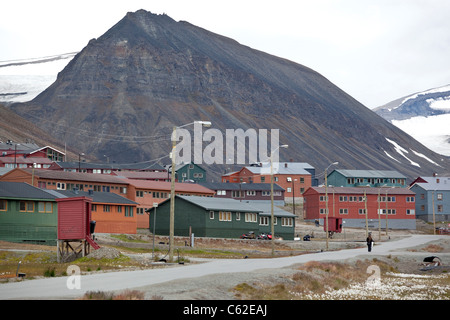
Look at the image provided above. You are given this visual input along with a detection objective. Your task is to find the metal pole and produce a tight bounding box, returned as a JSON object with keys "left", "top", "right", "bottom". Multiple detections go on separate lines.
{"left": 152, "top": 204, "right": 157, "bottom": 261}
{"left": 271, "top": 159, "right": 275, "bottom": 256}
{"left": 325, "top": 169, "right": 329, "bottom": 251}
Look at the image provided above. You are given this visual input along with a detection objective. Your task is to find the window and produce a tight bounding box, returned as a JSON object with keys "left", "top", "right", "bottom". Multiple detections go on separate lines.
{"left": 217, "top": 190, "right": 226, "bottom": 196}
{"left": 349, "top": 196, "right": 357, "bottom": 202}
{"left": 358, "top": 209, "right": 366, "bottom": 215}
{"left": 92, "top": 204, "right": 97, "bottom": 212}
{"left": 319, "top": 195, "right": 328, "bottom": 202}
{"left": 19, "top": 201, "right": 34, "bottom": 212}
{"left": 103, "top": 205, "right": 111, "bottom": 212}
{"left": 136, "top": 190, "right": 144, "bottom": 197}
{"left": 406, "top": 209, "right": 415, "bottom": 215}
{"left": 246, "top": 190, "right": 256, "bottom": 196}
{"left": 0, "top": 200, "right": 6, "bottom": 211}
{"left": 245, "top": 213, "right": 257, "bottom": 222}
{"left": 57, "top": 182, "right": 66, "bottom": 190}
{"left": 319, "top": 208, "right": 328, "bottom": 214}
{"left": 300, "top": 177, "right": 304, "bottom": 183}
{"left": 406, "top": 196, "right": 415, "bottom": 202}
{"left": 219, "top": 211, "right": 232, "bottom": 221}
{"left": 125, "top": 206, "right": 133, "bottom": 217}
{"left": 437, "top": 193, "right": 443, "bottom": 200}
{"left": 261, "top": 177, "right": 265, "bottom": 183}
{"left": 437, "top": 205, "right": 443, "bottom": 212}
{"left": 259, "top": 216, "right": 269, "bottom": 225}
{"left": 232, "top": 191, "right": 244, "bottom": 198}
{"left": 281, "top": 218, "right": 293, "bottom": 227}
{"left": 381, "top": 209, "right": 396, "bottom": 215}
{"left": 287, "top": 177, "right": 292, "bottom": 182}
{"left": 236, "top": 212, "right": 241, "bottom": 221}
{"left": 287, "top": 187, "right": 292, "bottom": 193}
{"left": 339, "top": 196, "right": 348, "bottom": 202}
{"left": 38, "top": 202, "right": 53, "bottom": 213}
{"left": 117, "top": 206, "right": 122, "bottom": 213}
{"left": 340, "top": 208, "right": 349, "bottom": 214}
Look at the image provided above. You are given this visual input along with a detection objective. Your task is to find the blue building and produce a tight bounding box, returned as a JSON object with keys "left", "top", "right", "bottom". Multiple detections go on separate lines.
{"left": 410, "top": 176, "right": 450, "bottom": 222}
{"left": 327, "top": 169, "right": 407, "bottom": 188}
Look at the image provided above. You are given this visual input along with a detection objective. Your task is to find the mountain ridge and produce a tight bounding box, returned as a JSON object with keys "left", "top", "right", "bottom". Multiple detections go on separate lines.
{"left": 7, "top": 10, "right": 450, "bottom": 180}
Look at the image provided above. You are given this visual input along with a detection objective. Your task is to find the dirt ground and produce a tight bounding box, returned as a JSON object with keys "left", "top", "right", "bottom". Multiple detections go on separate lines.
{"left": 1, "top": 218, "right": 448, "bottom": 300}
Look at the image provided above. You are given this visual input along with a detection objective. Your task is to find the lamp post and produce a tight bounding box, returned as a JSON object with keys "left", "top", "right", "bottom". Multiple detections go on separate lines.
{"left": 78, "top": 153, "right": 85, "bottom": 172}
{"left": 377, "top": 184, "right": 387, "bottom": 241}
{"left": 271, "top": 144, "right": 288, "bottom": 256}
{"left": 169, "top": 120, "right": 211, "bottom": 262}
{"left": 325, "top": 162, "right": 338, "bottom": 251}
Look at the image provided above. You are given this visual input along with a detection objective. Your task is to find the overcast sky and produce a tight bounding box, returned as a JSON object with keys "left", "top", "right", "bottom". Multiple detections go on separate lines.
{"left": 1, "top": 0, "right": 449, "bottom": 108}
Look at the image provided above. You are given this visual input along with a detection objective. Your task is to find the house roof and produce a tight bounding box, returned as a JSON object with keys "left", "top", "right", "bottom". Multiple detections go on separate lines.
{"left": 0, "top": 181, "right": 58, "bottom": 200}
{"left": 305, "top": 186, "right": 415, "bottom": 195}
{"left": 410, "top": 176, "right": 450, "bottom": 191}
{"left": 199, "top": 182, "right": 285, "bottom": 191}
{"left": 112, "top": 171, "right": 169, "bottom": 180}
{"left": 246, "top": 202, "right": 296, "bottom": 217}
{"left": 330, "top": 169, "right": 406, "bottom": 179}
{"left": 45, "top": 189, "right": 138, "bottom": 205}
{"left": 52, "top": 161, "right": 165, "bottom": 171}
{"left": 176, "top": 195, "right": 263, "bottom": 213}
{"left": 17, "top": 168, "right": 130, "bottom": 184}
{"left": 126, "top": 179, "right": 215, "bottom": 194}
{"left": 0, "top": 157, "right": 53, "bottom": 164}
{"left": 244, "top": 162, "right": 313, "bottom": 175}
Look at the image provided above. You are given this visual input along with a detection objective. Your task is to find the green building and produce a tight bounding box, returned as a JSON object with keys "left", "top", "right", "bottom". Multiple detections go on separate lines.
{"left": 174, "top": 163, "right": 207, "bottom": 183}
{"left": 0, "top": 181, "right": 59, "bottom": 245}
{"left": 147, "top": 195, "right": 295, "bottom": 240}
{"left": 327, "top": 169, "right": 407, "bottom": 188}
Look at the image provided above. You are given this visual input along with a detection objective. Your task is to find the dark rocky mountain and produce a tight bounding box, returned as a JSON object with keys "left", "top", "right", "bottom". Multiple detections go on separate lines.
{"left": 8, "top": 10, "right": 450, "bottom": 181}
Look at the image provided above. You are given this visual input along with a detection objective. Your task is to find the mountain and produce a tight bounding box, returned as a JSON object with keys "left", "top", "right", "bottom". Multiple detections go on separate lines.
{"left": 0, "top": 53, "right": 76, "bottom": 104}
{"left": 7, "top": 10, "right": 450, "bottom": 181}
{"left": 374, "top": 85, "right": 450, "bottom": 157}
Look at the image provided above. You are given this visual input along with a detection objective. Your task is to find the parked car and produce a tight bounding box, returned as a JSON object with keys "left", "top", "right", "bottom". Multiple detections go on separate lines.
{"left": 240, "top": 231, "right": 256, "bottom": 239}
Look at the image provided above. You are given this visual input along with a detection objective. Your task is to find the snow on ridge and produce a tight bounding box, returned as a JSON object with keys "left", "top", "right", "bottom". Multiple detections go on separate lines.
{"left": 385, "top": 138, "right": 420, "bottom": 167}
{"left": 399, "top": 84, "right": 450, "bottom": 107}
{"left": 411, "top": 150, "right": 442, "bottom": 167}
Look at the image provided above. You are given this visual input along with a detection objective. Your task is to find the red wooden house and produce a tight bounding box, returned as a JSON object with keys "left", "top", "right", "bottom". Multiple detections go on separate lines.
{"left": 303, "top": 186, "right": 416, "bottom": 230}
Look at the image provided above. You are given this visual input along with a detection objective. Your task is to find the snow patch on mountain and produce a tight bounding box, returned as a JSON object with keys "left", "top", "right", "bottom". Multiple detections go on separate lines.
{"left": 385, "top": 138, "right": 420, "bottom": 167}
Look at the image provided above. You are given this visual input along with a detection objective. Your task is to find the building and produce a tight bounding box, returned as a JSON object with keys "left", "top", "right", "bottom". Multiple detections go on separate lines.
{"left": 0, "top": 168, "right": 216, "bottom": 230}
{"left": 327, "top": 169, "right": 407, "bottom": 188}
{"left": 410, "top": 176, "right": 450, "bottom": 222}
{"left": 146, "top": 195, "right": 296, "bottom": 240}
{"left": 0, "top": 141, "right": 65, "bottom": 162}
{"left": 48, "top": 161, "right": 166, "bottom": 173}
{"left": 222, "top": 162, "right": 316, "bottom": 203}
{"left": 127, "top": 179, "right": 215, "bottom": 229}
{"left": 166, "top": 163, "right": 207, "bottom": 183}
{"left": 199, "top": 182, "right": 285, "bottom": 206}
{"left": 0, "top": 168, "right": 131, "bottom": 195}
{"left": 303, "top": 186, "right": 416, "bottom": 230}
{"left": 49, "top": 189, "right": 138, "bottom": 234}
{"left": 0, "top": 181, "right": 60, "bottom": 245}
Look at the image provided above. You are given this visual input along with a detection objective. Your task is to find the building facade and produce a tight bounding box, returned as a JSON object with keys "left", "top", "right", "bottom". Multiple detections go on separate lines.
{"left": 147, "top": 195, "right": 295, "bottom": 240}
{"left": 410, "top": 176, "right": 450, "bottom": 222}
{"left": 327, "top": 169, "right": 407, "bottom": 188}
{"left": 303, "top": 186, "right": 416, "bottom": 230}
{"left": 222, "top": 162, "right": 315, "bottom": 203}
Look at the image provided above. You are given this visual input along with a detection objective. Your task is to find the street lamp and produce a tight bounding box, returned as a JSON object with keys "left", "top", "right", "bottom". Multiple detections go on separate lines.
{"left": 325, "top": 161, "right": 338, "bottom": 251}
{"left": 78, "top": 153, "right": 85, "bottom": 172}
{"left": 271, "top": 144, "right": 288, "bottom": 256}
{"left": 169, "top": 120, "right": 211, "bottom": 262}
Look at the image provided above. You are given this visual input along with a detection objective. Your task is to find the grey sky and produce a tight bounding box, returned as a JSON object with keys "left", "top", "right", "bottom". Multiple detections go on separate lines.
{"left": 1, "top": 0, "right": 449, "bottom": 108}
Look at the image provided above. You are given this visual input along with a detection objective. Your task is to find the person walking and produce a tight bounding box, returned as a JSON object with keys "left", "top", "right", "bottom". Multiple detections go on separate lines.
{"left": 366, "top": 233, "right": 374, "bottom": 252}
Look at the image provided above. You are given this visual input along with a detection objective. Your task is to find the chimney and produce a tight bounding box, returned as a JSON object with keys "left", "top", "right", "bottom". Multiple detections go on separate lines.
{"left": 284, "top": 163, "right": 288, "bottom": 168}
